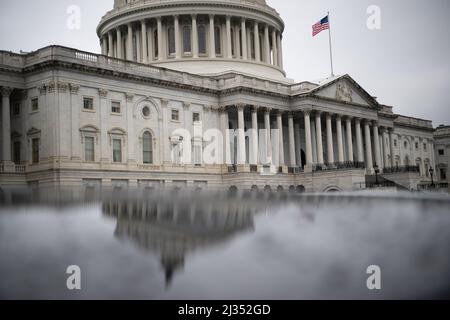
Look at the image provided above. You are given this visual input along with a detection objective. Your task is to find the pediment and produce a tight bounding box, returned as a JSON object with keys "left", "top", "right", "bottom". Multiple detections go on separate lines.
{"left": 311, "top": 75, "right": 379, "bottom": 109}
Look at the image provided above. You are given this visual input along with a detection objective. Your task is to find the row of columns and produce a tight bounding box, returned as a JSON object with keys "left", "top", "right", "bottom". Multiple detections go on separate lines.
{"left": 101, "top": 14, "right": 283, "bottom": 68}
{"left": 1, "top": 87, "right": 13, "bottom": 163}
{"left": 226, "top": 106, "right": 401, "bottom": 174}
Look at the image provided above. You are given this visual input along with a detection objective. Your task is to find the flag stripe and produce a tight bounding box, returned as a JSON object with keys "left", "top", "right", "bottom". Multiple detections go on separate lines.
{"left": 312, "top": 15, "right": 330, "bottom": 37}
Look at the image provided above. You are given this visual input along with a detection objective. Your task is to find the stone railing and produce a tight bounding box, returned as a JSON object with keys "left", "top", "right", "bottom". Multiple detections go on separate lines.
{"left": 418, "top": 183, "right": 449, "bottom": 191}
{"left": 395, "top": 115, "right": 433, "bottom": 130}
{"left": 383, "top": 166, "right": 420, "bottom": 174}
{"left": 0, "top": 46, "right": 298, "bottom": 94}
{"left": 313, "top": 161, "right": 365, "bottom": 172}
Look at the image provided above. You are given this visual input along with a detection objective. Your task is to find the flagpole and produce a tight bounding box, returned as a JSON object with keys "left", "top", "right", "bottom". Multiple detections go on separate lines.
{"left": 327, "top": 11, "right": 335, "bottom": 77}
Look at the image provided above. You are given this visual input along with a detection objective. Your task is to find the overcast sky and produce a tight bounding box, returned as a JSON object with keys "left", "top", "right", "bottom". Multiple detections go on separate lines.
{"left": 0, "top": 0, "right": 449, "bottom": 126}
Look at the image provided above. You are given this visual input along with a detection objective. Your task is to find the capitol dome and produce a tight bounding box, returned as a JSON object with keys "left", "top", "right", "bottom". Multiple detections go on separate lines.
{"left": 97, "top": 0, "right": 286, "bottom": 80}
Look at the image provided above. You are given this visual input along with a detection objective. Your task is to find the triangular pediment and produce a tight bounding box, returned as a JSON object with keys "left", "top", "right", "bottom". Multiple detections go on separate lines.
{"left": 310, "top": 75, "right": 379, "bottom": 109}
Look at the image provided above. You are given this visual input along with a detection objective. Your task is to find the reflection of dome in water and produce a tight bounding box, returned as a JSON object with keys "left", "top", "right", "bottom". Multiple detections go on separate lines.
{"left": 99, "top": 0, "right": 286, "bottom": 80}
{"left": 102, "top": 197, "right": 255, "bottom": 286}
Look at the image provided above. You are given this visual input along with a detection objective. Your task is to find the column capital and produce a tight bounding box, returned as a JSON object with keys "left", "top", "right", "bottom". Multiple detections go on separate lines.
{"left": 287, "top": 111, "right": 295, "bottom": 118}
{"left": 251, "top": 105, "right": 259, "bottom": 112}
{"left": 209, "top": 14, "right": 215, "bottom": 19}
{"left": 335, "top": 113, "right": 343, "bottom": 120}
{"left": 344, "top": 115, "right": 353, "bottom": 121}
{"left": 140, "top": 19, "right": 147, "bottom": 25}
{"left": 173, "top": 14, "right": 179, "bottom": 19}
{"left": 263, "top": 107, "right": 272, "bottom": 114}
{"left": 372, "top": 120, "right": 379, "bottom": 127}
{"left": 236, "top": 103, "right": 246, "bottom": 111}
{"left": 1, "top": 87, "right": 13, "bottom": 97}
{"left": 98, "top": 88, "right": 109, "bottom": 99}
{"left": 276, "top": 109, "right": 285, "bottom": 116}
{"left": 191, "top": 14, "right": 197, "bottom": 19}
{"left": 183, "top": 102, "right": 191, "bottom": 110}
{"left": 354, "top": 117, "right": 362, "bottom": 124}
{"left": 314, "top": 110, "right": 322, "bottom": 116}
{"left": 303, "top": 108, "right": 312, "bottom": 116}
{"left": 125, "top": 93, "right": 134, "bottom": 102}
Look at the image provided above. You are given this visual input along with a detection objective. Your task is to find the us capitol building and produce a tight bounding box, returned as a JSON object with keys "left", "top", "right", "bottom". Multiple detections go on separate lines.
{"left": 0, "top": 0, "right": 447, "bottom": 192}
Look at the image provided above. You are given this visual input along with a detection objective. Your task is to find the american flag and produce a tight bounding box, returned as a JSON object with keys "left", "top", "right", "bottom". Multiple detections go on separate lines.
{"left": 312, "top": 15, "right": 330, "bottom": 37}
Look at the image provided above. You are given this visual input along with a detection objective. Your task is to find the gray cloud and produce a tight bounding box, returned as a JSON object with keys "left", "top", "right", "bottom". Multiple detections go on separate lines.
{"left": 0, "top": 0, "right": 448, "bottom": 125}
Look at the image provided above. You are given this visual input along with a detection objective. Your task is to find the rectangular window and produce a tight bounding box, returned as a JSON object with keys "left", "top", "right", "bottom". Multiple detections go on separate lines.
{"left": 193, "top": 144, "right": 202, "bottom": 166}
{"left": 193, "top": 112, "right": 200, "bottom": 123}
{"left": 85, "top": 136, "right": 95, "bottom": 162}
{"left": 415, "top": 142, "right": 419, "bottom": 150}
{"left": 13, "top": 141, "right": 21, "bottom": 164}
{"left": 171, "top": 109, "right": 179, "bottom": 121}
{"left": 32, "top": 138, "right": 39, "bottom": 164}
{"left": 83, "top": 97, "right": 94, "bottom": 110}
{"left": 111, "top": 101, "right": 121, "bottom": 114}
{"left": 394, "top": 139, "right": 397, "bottom": 147}
{"left": 31, "top": 98, "right": 39, "bottom": 112}
{"left": 438, "top": 149, "right": 445, "bottom": 156}
{"left": 423, "top": 143, "right": 427, "bottom": 151}
{"left": 440, "top": 169, "right": 447, "bottom": 181}
{"left": 113, "top": 139, "right": 122, "bottom": 163}
{"left": 13, "top": 103, "right": 20, "bottom": 116}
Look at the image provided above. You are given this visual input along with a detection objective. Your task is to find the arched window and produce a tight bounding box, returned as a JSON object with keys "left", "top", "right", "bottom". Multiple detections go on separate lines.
{"left": 214, "top": 26, "right": 221, "bottom": 55}
{"left": 168, "top": 27, "right": 175, "bottom": 55}
{"left": 183, "top": 25, "right": 191, "bottom": 53}
{"left": 198, "top": 25, "right": 206, "bottom": 54}
{"left": 143, "top": 131, "right": 153, "bottom": 164}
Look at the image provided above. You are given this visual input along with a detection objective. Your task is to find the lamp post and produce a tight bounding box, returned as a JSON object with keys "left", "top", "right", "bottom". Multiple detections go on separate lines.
{"left": 374, "top": 164, "right": 380, "bottom": 186}
{"left": 429, "top": 167, "right": 435, "bottom": 188}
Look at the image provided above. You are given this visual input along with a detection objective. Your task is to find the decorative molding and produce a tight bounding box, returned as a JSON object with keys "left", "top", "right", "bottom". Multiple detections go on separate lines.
{"left": 57, "top": 81, "right": 69, "bottom": 93}
{"left": 38, "top": 85, "right": 47, "bottom": 95}
{"left": 98, "top": 88, "right": 109, "bottom": 99}
{"left": 0, "top": 86, "right": 13, "bottom": 97}
{"left": 125, "top": 93, "right": 134, "bottom": 102}
{"left": 47, "top": 81, "right": 56, "bottom": 93}
{"left": 160, "top": 98, "right": 169, "bottom": 107}
{"left": 183, "top": 102, "right": 191, "bottom": 109}
{"left": 69, "top": 83, "right": 80, "bottom": 94}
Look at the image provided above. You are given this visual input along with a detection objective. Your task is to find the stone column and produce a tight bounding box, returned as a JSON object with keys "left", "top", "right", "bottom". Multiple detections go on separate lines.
{"left": 101, "top": 37, "right": 107, "bottom": 55}
{"left": 234, "top": 23, "right": 241, "bottom": 58}
{"left": 346, "top": 117, "right": 354, "bottom": 162}
{"left": 304, "top": 110, "right": 313, "bottom": 166}
{"left": 272, "top": 28, "right": 278, "bottom": 66}
{"left": 192, "top": 14, "right": 199, "bottom": 58}
{"left": 174, "top": 15, "right": 181, "bottom": 59}
{"left": 98, "top": 89, "right": 109, "bottom": 163}
{"left": 276, "top": 111, "right": 285, "bottom": 166}
{"left": 127, "top": 24, "right": 133, "bottom": 60}
{"left": 69, "top": 84, "right": 81, "bottom": 161}
{"left": 250, "top": 106, "right": 258, "bottom": 165}
{"left": 108, "top": 32, "right": 114, "bottom": 57}
{"left": 264, "top": 24, "right": 270, "bottom": 63}
{"left": 226, "top": 16, "right": 232, "bottom": 59}
{"left": 381, "top": 128, "right": 389, "bottom": 170}
{"left": 389, "top": 129, "right": 395, "bottom": 167}
{"left": 364, "top": 121, "right": 373, "bottom": 172}
{"left": 1, "top": 87, "right": 12, "bottom": 162}
{"left": 221, "top": 107, "right": 232, "bottom": 165}
{"left": 326, "top": 113, "right": 334, "bottom": 164}
{"left": 136, "top": 29, "right": 141, "bottom": 62}
{"left": 141, "top": 20, "right": 148, "bottom": 63}
{"left": 288, "top": 112, "right": 296, "bottom": 167}
{"left": 157, "top": 18, "right": 163, "bottom": 61}
{"left": 147, "top": 25, "right": 154, "bottom": 62}
{"left": 236, "top": 104, "right": 246, "bottom": 165}
{"left": 254, "top": 22, "right": 260, "bottom": 62}
{"left": 264, "top": 108, "right": 272, "bottom": 162}
{"left": 116, "top": 28, "right": 122, "bottom": 59}
{"left": 209, "top": 15, "right": 216, "bottom": 58}
{"left": 336, "top": 115, "right": 344, "bottom": 162}
{"left": 277, "top": 33, "right": 283, "bottom": 69}
{"left": 373, "top": 122, "right": 381, "bottom": 168}
{"left": 241, "top": 19, "right": 248, "bottom": 60}
{"left": 355, "top": 118, "right": 363, "bottom": 162}
{"left": 315, "top": 112, "right": 324, "bottom": 164}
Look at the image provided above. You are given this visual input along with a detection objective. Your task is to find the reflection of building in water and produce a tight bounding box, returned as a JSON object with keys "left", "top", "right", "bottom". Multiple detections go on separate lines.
{"left": 102, "top": 197, "right": 256, "bottom": 286}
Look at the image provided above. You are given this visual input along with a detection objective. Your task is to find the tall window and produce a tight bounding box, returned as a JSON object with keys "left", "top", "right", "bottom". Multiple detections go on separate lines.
{"left": 250, "top": 32, "right": 255, "bottom": 59}
{"left": 215, "top": 26, "right": 221, "bottom": 55}
{"left": 85, "top": 136, "right": 95, "bottom": 162}
{"left": 231, "top": 28, "right": 235, "bottom": 56}
{"left": 198, "top": 25, "right": 206, "bottom": 54}
{"left": 143, "top": 131, "right": 153, "bottom": 164}
{"left": 168, "top": 27, "right": 175, "bottom": 55}
{"left": 13, "top": 141, "right": 21, "bottom": 164}
{"left": 154, "top": 30, "right": 159, "bottom": 58}
{"left": 193, "top": 144, "right": 202, "bottom": 166}
{"left": 183, "top": 25, "right": 191, "bottom": 53}
{"left": 113, "top": 139, "right": 122, "bottom": 163}
{"left": 32, "top": 138, "right": 39, "bottom": 164}
{"left": 111, "top": 101, "right": 121, "bottom": 114}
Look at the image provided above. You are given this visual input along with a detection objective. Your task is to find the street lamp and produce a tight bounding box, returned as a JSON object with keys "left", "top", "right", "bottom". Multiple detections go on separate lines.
{"left": 429, "top": 167, "right": 435, "bottom": 188}
{"left": 374, "top": 164, "right": 380, "bottom": 186}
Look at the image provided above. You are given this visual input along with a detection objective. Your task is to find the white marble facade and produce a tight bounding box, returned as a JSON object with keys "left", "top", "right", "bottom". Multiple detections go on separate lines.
{"left": 0, "top": 0, "right": 439, "bottom": 192}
